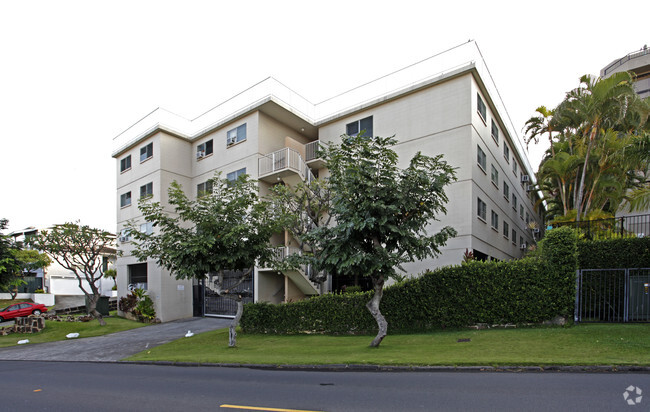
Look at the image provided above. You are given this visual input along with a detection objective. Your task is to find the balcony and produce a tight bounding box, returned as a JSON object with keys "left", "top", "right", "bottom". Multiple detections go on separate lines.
{"left": 258, "top": 147, "right": 315, "bottom": 183}
{"left": 305, "top": 140, "right": 326, "bottom": 169}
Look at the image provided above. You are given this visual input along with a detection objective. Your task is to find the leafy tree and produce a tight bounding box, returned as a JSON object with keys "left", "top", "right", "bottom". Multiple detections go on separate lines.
{"left": 526, "top": 73, "right": 650, "bottom": 223}
{"left": 269, "top": 177, "right": 332, "bottom": 286}
{"left": 128, "top": 174, "right": 280, "bottom": 347}
{"left": 29, "top": 223, "right": 115, "bottom": 325}
{"left": 303, "top": 134, "right": 456, "bottom": 347}
{"left": 0, "top": 219, "right": 21, "bottom": 292}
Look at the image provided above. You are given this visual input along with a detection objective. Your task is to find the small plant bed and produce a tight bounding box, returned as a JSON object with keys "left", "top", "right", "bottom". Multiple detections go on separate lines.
{"left": 127, "top": 324, "right": 650, "bottom": 366}
{"left": 0, "top": 311, "right": 146, "bottom": 348}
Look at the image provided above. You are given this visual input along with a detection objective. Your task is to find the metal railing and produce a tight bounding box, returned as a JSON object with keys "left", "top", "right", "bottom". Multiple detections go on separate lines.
{"left": 602, "top": 47, "right": 650, "bottom": 76}
{"left": 305, "top": 140, "right": 323, "bottom": 162}
{"left": 259, "top": 147, "right": 303, "bottom": 178}
{"left": 258, "top": 147, "right": 316, "bottom": 183}
{"left": 551, "top": 214, "right": 650, "bottom": 240}
{"left": 576, "top": 268, "right": 650, "bottom": 322}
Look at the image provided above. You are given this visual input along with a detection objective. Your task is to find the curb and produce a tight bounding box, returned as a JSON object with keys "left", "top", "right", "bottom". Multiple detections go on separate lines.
{"left": 120, "top": 361, "right": 650, "bottom": 373}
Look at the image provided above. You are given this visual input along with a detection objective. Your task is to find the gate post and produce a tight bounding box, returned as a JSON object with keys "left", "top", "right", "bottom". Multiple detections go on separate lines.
{"left": 574, "top": 269, "right": 581, "bottom": 323}
{"left": 624, "top": 268, "right": 629, "bottom": 322}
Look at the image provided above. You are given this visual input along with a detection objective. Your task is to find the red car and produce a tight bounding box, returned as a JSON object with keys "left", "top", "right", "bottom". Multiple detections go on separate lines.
{"left": 0, "top": 302, "right": 48, "bottom": 322}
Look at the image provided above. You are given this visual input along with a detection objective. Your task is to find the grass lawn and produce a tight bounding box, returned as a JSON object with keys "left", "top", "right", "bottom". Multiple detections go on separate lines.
{"left": 126, "top": 324, "right": 650, "bottom": 366}
{"left": 0, "top": 312, "right": 147, "bottom": 348}
{"left": 0, "top": 299, "right": 32, "bottom": 308}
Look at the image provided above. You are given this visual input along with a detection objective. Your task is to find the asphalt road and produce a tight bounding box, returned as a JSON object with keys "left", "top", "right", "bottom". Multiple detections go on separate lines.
{"left": 1, "top": 361, "right": 649, "bottom": 411}
{"left": 0, "top": 316, "right": 231, "bottom": 361}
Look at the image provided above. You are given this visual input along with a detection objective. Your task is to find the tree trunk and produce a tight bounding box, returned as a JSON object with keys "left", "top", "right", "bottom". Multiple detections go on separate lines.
{"left": 86, "top": 294, "right": 106, "bottom": 326}
{"left": 229, "top": 297, "right": 243, "bottom": 347}
{"left": 366, "top": 275, "right": 387, "bottom": 348}
{"left": 576, "top": 126, "right": 598, "bottom": 222}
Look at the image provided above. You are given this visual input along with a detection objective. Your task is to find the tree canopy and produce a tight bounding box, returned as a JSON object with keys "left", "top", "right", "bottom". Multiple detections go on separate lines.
{"left": 29, "top": 222, "right": 115, "bottom": 325}
{"left": 525, "top": 72, "right": 650, "bottom": 223}
{"left": 128, "top": 173, "right": 281, "bottom": 346}
{"left": 302, "top": 134, "right": 457, "bottom": 347}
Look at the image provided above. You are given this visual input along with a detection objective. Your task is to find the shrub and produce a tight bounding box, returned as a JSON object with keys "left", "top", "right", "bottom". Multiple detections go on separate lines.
{"left": 242, "top": 228, "right": 577, "bottom": 334}
{"left": 578, "top": 237, "right": 650, "bottom": 269}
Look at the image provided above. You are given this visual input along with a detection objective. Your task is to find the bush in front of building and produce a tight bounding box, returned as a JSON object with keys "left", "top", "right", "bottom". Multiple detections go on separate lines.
{"left": 578, "top": 237, "right": 650, "bottom": 269}
{"left": 241, "top": 227, "right": 578, "bottom": 334}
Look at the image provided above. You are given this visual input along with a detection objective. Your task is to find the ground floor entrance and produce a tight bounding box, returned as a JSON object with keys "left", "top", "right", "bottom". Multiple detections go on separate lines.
{"left": 192, "top": 270, "right": 254, "bottom": 317}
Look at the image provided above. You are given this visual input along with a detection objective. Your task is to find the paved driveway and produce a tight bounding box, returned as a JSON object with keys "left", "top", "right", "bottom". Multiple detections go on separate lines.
{"left": 0, "top": 317, "right": 231, "bottom": 362}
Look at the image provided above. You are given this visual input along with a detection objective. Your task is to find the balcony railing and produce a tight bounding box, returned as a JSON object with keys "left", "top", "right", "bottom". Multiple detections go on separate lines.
{"left": 602, "top": 47, "right": 650, "bottom": 76}
{"left": 259, "top": 147, "right": 316, "bottom": 183}
{"left": 305, "top": 140, "right": 323, "bottom": 162}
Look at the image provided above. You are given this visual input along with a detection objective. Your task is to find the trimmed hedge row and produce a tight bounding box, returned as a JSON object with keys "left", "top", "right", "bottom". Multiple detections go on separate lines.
{"left": 241, "top": 227, "right": 578, "bottom": 334}
{"left": 578, "top": 237, "right": 650, "bottom": 269}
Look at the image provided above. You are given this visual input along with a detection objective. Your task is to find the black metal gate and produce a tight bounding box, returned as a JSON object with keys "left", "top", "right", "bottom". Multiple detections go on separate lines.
{"left": 575, "top": 268, "right": 650, "bottom": 322}
{"left": 195, "top": 269, "right": 254, "bottom": 317}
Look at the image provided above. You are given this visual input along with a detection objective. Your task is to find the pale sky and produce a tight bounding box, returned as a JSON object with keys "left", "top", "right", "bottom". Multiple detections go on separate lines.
{"left": 1, "top": 0, "right": 647, "bottom": 233}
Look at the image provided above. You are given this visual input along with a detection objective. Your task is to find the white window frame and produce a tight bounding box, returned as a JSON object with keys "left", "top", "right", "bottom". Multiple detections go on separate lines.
{"left": 140, "top": 143, "right": 153, "bottom": 163}
{"left": 477, "top": 93, "right": 486, "bottom": 123}
{"left": 477, "top": 145, "right": 487, "bottom": 172}
{"left": 477, "top": 198, "right": 487, "bottom": 222}
{"left": 491, "top": 164, "right": 499, "bottom": 187}
{"left": 140, "top": 182, "right": 153, "bottom": 198}
{"left": 227, "top": 124, "right": 247, "bottom": 146}
{"left": 346, "top": 116, "right": 373, "bottom": 137}
{"left": 491, "top": 210, "right": 499, "bottom": 231}
{"left": 120, "top": 192, "right": 131, "bottom": 208}
{"left": 197, "top": 139, "right": 213, "bottom": 159}
{"left": 120, "top": 155, "right": 131, "bottom": 173}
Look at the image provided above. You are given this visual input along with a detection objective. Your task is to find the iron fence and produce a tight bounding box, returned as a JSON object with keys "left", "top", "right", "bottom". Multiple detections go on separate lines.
{"left": 575, "top": 268, "right": 650, "bottom": 322}
{"left": 203, "top": 269, "right": 254, "bottom": 317}
{"left": 552, "top": 214, "right": 650, "bottom": 240}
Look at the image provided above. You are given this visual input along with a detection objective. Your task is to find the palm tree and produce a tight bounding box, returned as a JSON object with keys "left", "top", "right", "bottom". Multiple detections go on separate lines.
{"left": 554, "top": 72, "right": 638, "bottom": 222}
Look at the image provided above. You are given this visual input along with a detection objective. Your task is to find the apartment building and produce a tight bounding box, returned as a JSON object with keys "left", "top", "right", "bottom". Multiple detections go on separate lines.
{"left": 113, "top": 41, "right": 543, "bottom": 321}
{"left": 601, "top": 45, "right": 650, "bottom": 99}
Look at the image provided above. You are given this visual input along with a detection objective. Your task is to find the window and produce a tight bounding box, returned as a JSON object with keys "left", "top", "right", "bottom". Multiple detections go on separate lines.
{"left": 346, "top": 116, "right": 373, "bottom": 137}
{"left": 139, "top": 222, "right": 153, "bottom": 235}
{"left": 526, "top": 211, "right": 530, "bottom": 224}
{"left": 128, "top": 263, "right": 148, "bottom": 290}
{"left": 512, "top": 193, "right": 517, "bottom": 210}
{"left": 520, "top": 236, "right": 524, "bottom": 248}
{"left": 140, "top": 143, "right": 153, "bottom": 162}
{"left": 119, "top": 228, "right": 132, "bottom": 242}
{"left": 520, "top": 204, "right": 524, "bottom": 219}
{"left": 140, "top": 182, "right": 153, "bottom": 198}
{"left": 227, "top": 168, "right": 247, "bottom": 183}
{"left": 120, "top": 192, "right": 131, "bottom": 208}
{"left": 477, "top": 145, "right": 486, "bottom": 171}
{"left": 503, "top": 181, "right": 510, "bottom": 200}
{"left": 477, "top": 198, "right": 487, "bottom": 221}
{"left": 511, "top": 228, "right": 517, "bottom": 244}
{"left": 491, "top": 210, "right": 499, "bottom": 231}
{"left": 491, "top": 164, "right": 499, "bottom": 187}
{"left": 491, "top": 120, "right": 499, "bottom": 145}
{"left": 513, "top": 158, "right": 518, "bottom": 175}
{"left": 120, "top": 155, "right": 131, "bottom": 173}
{"left": 227, "top": 124, "right": 247, "bottom": 146}
{"left": 477, "top": 93, "right": 486, "bottom": 122}
{"left": 503, "top": 144, "right": 510, "bottom": 162}
{"left": 503, "top": 220, "right": 509, "bottom": 238}
{"left": 197, "top": 139, "right": 213, "bottom": 159}
{"left": 197, "top": 180, "right": 213, "bottom": 196}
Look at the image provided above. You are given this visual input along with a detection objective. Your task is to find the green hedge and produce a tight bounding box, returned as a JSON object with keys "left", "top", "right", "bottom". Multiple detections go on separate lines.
{"left": 578, "top": 237, "right": 650, "bottom": 269}
{"left": 241, "top": 227, "right": 578, "bottom": 334}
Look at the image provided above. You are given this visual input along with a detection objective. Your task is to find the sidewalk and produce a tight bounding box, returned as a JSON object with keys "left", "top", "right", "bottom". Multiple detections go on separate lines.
{"left": 0, "top": 317, "right": 231, "bottom": 362}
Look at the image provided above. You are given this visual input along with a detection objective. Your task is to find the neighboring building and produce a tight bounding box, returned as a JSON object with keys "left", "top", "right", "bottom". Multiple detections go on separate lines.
{"left": 9, "top": 227, "right": 116, "bottom": 297}
{"left": 601, "top": 45, "right": 650, "bottom": 99}
{"left": 602, "top": 46, "right": 650, "bottom": 226}
{"left": 112, "top": 41, "right": 544, "bottom": 322}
